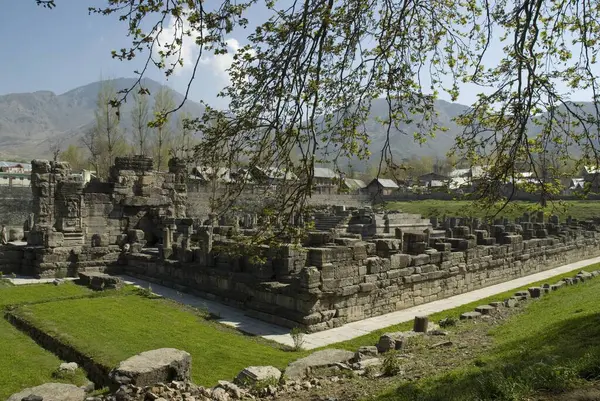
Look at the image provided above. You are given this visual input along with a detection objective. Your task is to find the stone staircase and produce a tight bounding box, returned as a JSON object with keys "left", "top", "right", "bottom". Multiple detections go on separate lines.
{"left": 313, "top": 214, "right": 350, "bottom": 231}
{"left": 376, "top": 213, "right": 432, "bottom": 234}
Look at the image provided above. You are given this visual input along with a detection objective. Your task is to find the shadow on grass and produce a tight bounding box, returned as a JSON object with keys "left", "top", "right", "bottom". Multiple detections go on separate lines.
{"left": 376, "top": 313, "right": 600, "bottom": 401}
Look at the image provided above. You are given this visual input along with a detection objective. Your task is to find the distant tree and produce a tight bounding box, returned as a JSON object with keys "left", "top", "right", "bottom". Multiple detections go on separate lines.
{"left": 131, "top": 91, "right": 151, "bottom": 156}
{"left": 81, "top": 127, "right": 102, "bottom": 177}
{"left": 59, "top": 145, "right": 86, "bottom": 171}
{"left": 82, "top": 80, "right": 128, "bottom": 178}
{"left": 171, "top": 111, "right": 195, "bottom": 160}
{"left": 48, "top": 137, "right": 64, "bottom": 162}
{"left": 151, "top": 87, "right": 175, "bottom": 171}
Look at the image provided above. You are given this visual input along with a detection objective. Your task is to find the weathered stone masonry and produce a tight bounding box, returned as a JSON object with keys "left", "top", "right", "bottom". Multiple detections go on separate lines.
{"left": 123, "top": 212, "right": 600, "bottom": 332}
{"left": 0, "top": 156, "right": 187, "bottom": 277}
{"left": 3, "top": 156, "right": 600, "bottom": 334}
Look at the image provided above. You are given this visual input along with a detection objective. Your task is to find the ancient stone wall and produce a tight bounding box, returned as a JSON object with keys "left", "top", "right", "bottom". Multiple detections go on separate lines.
{"left": 186, "top": 191, "right": 371, "bottom": 220}
{"left": 0, "top": 156, "right": 188, "bottom": 277}
{"left": 0, "top": 186, "right": 32, "bottom": 238}
{"left": 121, "top": 216, "right": 600, "bottom": 332}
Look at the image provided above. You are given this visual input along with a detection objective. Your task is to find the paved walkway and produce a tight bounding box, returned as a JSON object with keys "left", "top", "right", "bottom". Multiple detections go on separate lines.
{"left": 7, "top": 256, "right": 600, "bottom": 350}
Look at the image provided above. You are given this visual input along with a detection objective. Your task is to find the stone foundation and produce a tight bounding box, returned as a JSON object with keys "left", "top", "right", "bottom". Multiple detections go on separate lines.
{"left": 122, "top": 225, "right": 600, "bottom": 332}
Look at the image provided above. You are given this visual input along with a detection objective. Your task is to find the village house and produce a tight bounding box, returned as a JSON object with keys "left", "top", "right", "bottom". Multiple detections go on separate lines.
{"left": 366, "top": 178, "right": 399, "bottom": 196}
{"left": 0, "top": 162, "right": 32, "bottom": 187}
{"left": 312, "top": 167, "right": 339, "bottom": 194}
{"left": 417, "top": 172, "right": 449, "bottom": 189}
{"left": 249, "top": 166, "right": 297, "bottom": 186}
{"left": 581, "top": 166, "right": 600, "bottom": 192}
{"left": 341, "top": 178, "right": 367, "bottom": 194}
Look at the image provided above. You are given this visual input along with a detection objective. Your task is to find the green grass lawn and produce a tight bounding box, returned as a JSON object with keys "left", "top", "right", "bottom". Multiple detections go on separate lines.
{"left": 386, "top": 199, "right": 600, "bottom": 220}
{"left": 14, "top": 294, "right": 306, "bottom": 387}
{"left": 0, "top": 281, "right": 91, "bottom": 308}
{"left": 0, "top": 283, "right": 92, "bottom": 400}
{"left": 373, "top": 269, "right": 600, "bottom": 401}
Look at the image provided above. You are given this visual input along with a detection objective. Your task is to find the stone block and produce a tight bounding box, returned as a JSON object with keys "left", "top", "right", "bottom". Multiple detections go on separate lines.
{"left": 359, "top": 283, "right": 376, "bottom": 293}
{"left": 390, "top": 253, "right": 411, "bottom": 269}
{"left": 299, "top": 267, "right": 321, "bottom": 289}
{"left": 411, "top": 254, "right": 430, "bottom": 266}
{"left": 109, "top": 348, "right": 191, "bottom": 388}
{"left": 460, "top": 311, "right": 482, "bottom": 320}
{"left": 433, "top": 243, "right": 450, "bottom": 252}
{"left": 235, "top": 366, "right": 282, "bottom": 385}
{"left": 475, "top": 305, "right": 496, "bottom": 315}
{"left": 285, "top": 349, "right": 354, "bottom": 380}
{"left": 528, "top": 287, "right": 543, "bottom": 298}
{"left": 308, "top": 248, "right": 333, "bottom": 267}
{"left": 376, "top": 239, "right": 401, "bottom": 257}
{"left": 7, "top": 383, "right": 85, "bottom": 401}
{"left": 45, "top": 232, "right": 64, "bottom": 248}
{"left": 353, "top": 346, "right": 378, "bottom": 362}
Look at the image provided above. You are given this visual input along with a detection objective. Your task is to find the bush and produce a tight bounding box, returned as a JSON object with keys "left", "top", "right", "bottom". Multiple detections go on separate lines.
{"left": 134, "top": 284, "right": 155, "bottom": 298}
{"left": 439, "top": 316, "right": 457, "bottom": 328}
{"left": 246, "top": 376, "right": 280, "bottom": 395}
{"left": 290, "top": 327, "right": 305, "bottom": 351}
{"left": 382, "top": 351, "right": 403, "bottom": 376}
{"left": 364, "top": 364, "right": 380, "bottom": 379}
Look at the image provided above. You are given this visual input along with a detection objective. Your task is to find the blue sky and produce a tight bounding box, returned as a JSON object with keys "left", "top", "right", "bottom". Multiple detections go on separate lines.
{"left": 0, "top": 1, "right": 596, "bottom": 109}
{"left": 0, "top": 0, "right": 247, "bottom": 107}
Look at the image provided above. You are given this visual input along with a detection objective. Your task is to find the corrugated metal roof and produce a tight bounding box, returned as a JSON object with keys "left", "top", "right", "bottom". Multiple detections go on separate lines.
{"left": 313, "top": 167, "right": 338, "bottom": 179}
{"left": 192, "top": 166, "right": 232, "bottom": 183}
{"left": 374, "top": 178, "right": 399, "bottom": 188}
{"left": 344, "top": 178, "right": 366, "bottom": 190}
{"left": 449, "top": 168, "right": 470, "bottom": 178}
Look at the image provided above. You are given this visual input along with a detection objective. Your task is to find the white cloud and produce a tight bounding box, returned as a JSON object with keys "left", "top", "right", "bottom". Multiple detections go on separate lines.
{"left": 155, "top": 9, "right": 244, "bottom": 83}
{"left": 199, "top": 38, "right": 241, "bottom": 83}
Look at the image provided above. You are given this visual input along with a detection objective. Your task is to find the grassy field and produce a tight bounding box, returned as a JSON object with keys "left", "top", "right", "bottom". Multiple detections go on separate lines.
{"left": 373, "top": 269, "right": 600, "bottom": 401}
{"left": 14, "top": 294, "right": 306, "bottom": 387}
{"left": 2, "top": 264, "right": 599, "bottom": 399}
{"left": 386, "top": 200, "right": 600, "bottom": 220}
{"left": 0, "top": 283, "right": 92, "bottom": 400}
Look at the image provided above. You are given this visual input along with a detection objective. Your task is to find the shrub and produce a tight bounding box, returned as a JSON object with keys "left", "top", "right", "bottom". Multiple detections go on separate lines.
{"left": 439, "top": 316, "right": 457, "bottom": 328}
{"left": 134, "top": 284, "right": 154, "bottom": 298}
{"left": 290, "top": 327, "right": 305, "bottom": 351}
{"left": 382, "top": 351, "right": 403, "bottom": 376}
{"left": 246, "top": 376, "right": 280, "bottom": 395}
{"left": 364, "top": 364, "right": 380, "bottom": 379}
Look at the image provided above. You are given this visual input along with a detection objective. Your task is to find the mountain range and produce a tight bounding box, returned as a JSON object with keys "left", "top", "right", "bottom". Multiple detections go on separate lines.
{"left": 0, "top": 77, "right": 521, "bottom": 165}
{"left": 0, "top": 78, "right": 205, "bottom": 161}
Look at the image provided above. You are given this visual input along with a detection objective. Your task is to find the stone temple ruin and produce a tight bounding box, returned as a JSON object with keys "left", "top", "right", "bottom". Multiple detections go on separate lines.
{"left": 0, "top": 156, "right": 187, "bottom": 276}
{"left": 2, "top": 156, "right": 600, "bottom": 333}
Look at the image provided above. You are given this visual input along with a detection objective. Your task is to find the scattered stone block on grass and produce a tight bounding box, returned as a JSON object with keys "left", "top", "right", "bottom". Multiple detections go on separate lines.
{"left": 514, "top": 291, "right": 529, "bottom": 300}
{"left": 235, "top": 366, "right": 282, "bottom": 386}
{"left": 475, "top": 305, "right": 496, "bottom": 315}
{"left": 58, "top": 361, "right": 78, "bottom": 372}
{"left": 528, "top": 287, "right": 543, "bottom": 298}
{"left": 413, "top": 315, "right": 429, "bottom": 333}
{"left": 109, "top": 348, "right": 191, "bottom": 388}
{"left": 7, "top": 383, "right": 85, "bottom": 401}
{"left": 353, "top": 346, "right": 378, "bottom": 362}
{"left": 376, "top": 331, "right": 421, "bottom": 353}
{"left": 460, "top": 311, "right": 482, "bottom": 320}
{"left": 504, "top": 297, "right": 519, "bottom": 308}
{"left": 285, "top": 349, "right": 354, "bottom": 380}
